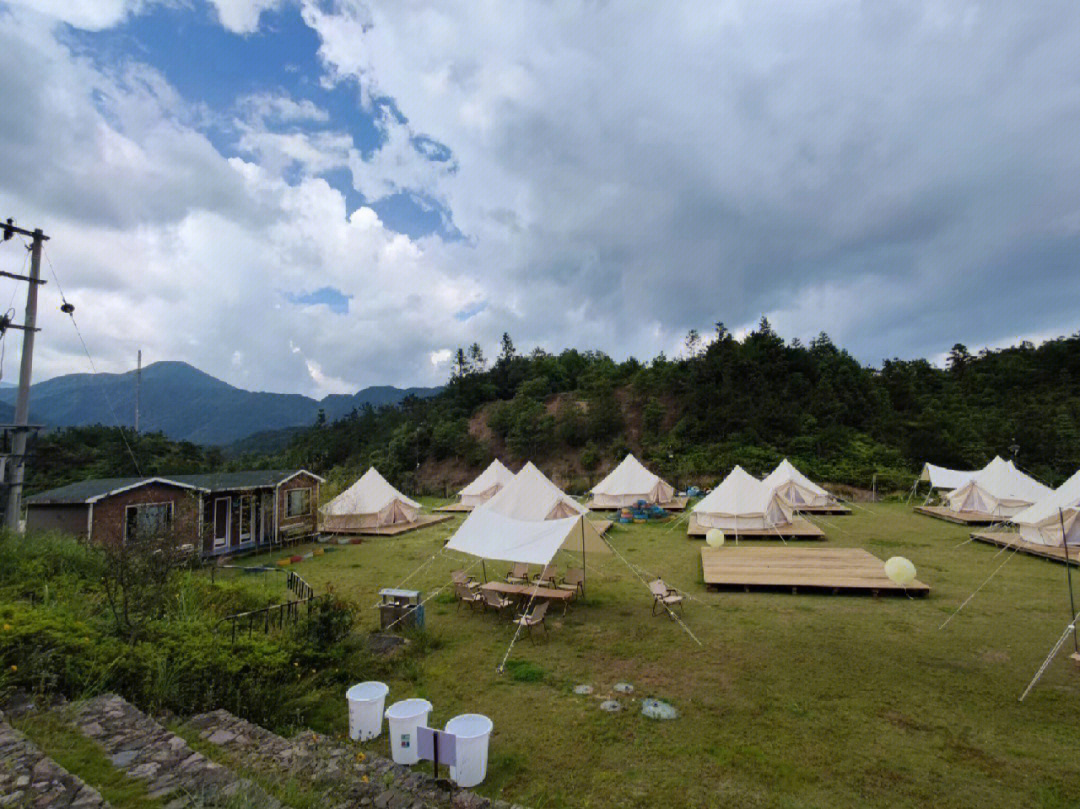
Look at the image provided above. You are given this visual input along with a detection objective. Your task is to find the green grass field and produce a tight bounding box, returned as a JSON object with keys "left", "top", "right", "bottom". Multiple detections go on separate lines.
{"left": 228, "top": 502, "right": 1080, "bottom": 808}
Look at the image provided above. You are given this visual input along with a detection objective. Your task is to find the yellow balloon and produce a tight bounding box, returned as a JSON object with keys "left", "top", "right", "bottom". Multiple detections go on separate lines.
{"left": 705, "top": 528, "right": 725, "bottom": 548}
{"left": 884, "top": 556, "right": 916, "bottom": 586}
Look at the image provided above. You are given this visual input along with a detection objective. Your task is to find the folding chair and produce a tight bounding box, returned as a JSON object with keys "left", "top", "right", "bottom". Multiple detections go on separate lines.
{"left": 482, "top": 588, "right": 514, "bottom": 618}
{"left": 649, "top": 579, "right": 684, "bottom": 617}
{"left": 506, "top": 562, "right": 530, "bottom": 584}
{"left": 557, "top": 568, "right": 585, "bottom": 597}
{"left": 455, "top": 582, "right": 484, "bottom": 611}
{"left": 452, "top": 570, "right": 480, "bottom": 589}
{"left": 514, "top": 600, "right": 550, "bottom": 641}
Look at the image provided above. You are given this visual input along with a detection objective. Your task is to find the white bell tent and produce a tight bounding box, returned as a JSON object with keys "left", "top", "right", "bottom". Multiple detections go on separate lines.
{"left": 1011, "top": 469, "right": 1080, "bottom": 546}
{"left": 590, "top": 454, "right": 676, "bottom": 508}
{"left": 761, "top": 459, "right": 834, "bottom": 508}
{"left": 320, "top": 467, "right": 421, "bottom": 532}
{"left": 483, "top": 461, "right": 588, "bottom": 521}
{"left": 446, "top": 461, "right": 608, "bottom": 566}
{"left": 945, "top": 456, "right": 1052, "bottom": 518}
{"left": 458, "top": 459, "right": 515, "bottom": 508}
{"left": 692, "top": 465, "right": 794, "bottom": 532}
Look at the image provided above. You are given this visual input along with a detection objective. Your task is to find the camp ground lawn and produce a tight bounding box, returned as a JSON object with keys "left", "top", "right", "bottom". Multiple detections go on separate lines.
{"left": 224, "top": 501, "right": 1080, "bottom": 809}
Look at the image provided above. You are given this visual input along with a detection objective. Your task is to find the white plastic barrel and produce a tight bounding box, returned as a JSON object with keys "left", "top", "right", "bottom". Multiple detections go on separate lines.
{"left": 445, "top": 714, "right": 493, "bottom": 788}
{"left": 346, "top": 681, "right": 389, "bottom": 741}
{"left": 384, "top": 698, "right": 433, "bottom": 765}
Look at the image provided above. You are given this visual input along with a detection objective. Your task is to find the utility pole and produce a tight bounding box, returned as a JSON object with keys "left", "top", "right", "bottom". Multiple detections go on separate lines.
{"left": 3, "top": 221, "right": 47, "bottom": 530}
{"left": 135, "top": 349, "right": 141, "bottom": 434}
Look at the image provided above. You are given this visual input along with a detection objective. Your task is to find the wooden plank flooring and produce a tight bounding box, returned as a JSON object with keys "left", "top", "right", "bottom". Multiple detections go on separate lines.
{"left": 701, "top": 546, "right": 930, "bottom": 596}
{"left": 687, "top": 513, "right": 825, "bottom": 539}
{"left": 913, "top": 506, "right": 1000, "bottom": 525}
{"left": 793, "top": 503, "right": 852, "bottom": 515}
{"left": 583, "top": 496, "right": 690, "bottom": 512}
{"left": 971, "top": 531, "right": 1080, "bottom": 566}
{"left": 323, "top": 513, "right": 454, "bottom": 536}
{"left": 433, "top": 501, "right": 474, "bottom": 513}
{"left": 590, "top": 519, "right": 613, "bottom": 536}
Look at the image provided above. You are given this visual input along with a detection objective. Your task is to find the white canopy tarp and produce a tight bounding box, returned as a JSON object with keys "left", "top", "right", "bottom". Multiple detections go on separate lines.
{"left": 1011, "top": 469, "right": 1080, "bottom": 546}
{"left": 761, "top": 459, "right": 833, "bottom": 508}
{"left": 320, "top": 467, "right": 421, "bottom": 530}
{"left": 919, "top": 463, "right": 977, "bottom": 491}
{"left": 590, "top": 454, "right": 675, "bottom": 508}
{"left": 445, "top": 507, "right": 609, "bottom": 565}
{"left": 458, "top": 459, "right": 515, "bottom": 507}
{"left": 945, "top": 456, "right": 1053, "bottom": 518}
{"left": 482, "top": 461, "right": 588, "bottom": 521}
{"left": 693, "top": 465, "right": 794, "bottom": 531}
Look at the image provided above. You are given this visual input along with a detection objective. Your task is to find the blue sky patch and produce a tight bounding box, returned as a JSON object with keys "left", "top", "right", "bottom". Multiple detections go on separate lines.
{"left": 61, "top": 0, "right": 458, "bottom": 241}
{"left": 454, "top": 301, "right": 488, "bottom": 322}
{"left": 289, "top": 286, "right": 351, "bottom": 314}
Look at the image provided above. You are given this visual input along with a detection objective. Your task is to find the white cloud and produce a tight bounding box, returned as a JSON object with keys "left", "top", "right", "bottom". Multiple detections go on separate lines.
{"left": 7, "top": 0, "right": 144, "bottom": 30}
{"left": 297, "top": 0, "right": 1080, "bottom": 366}
{"left": 4, "top": 0, "right": 1080, "bottom": 404}
{"left": 208, "top": 0, "right": 283, "bottom": 34}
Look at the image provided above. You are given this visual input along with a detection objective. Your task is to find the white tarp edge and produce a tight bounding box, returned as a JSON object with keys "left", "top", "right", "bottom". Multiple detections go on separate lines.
{"left": 446, "top": 509, "right": 609, "bottom": 565}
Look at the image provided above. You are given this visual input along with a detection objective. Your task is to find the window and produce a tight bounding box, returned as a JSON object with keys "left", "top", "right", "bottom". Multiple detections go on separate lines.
{"left": 125, "top": 502, "right": 173, "bottom": 542}
{"left": 285, "top": 487, "right": 312, "bottom": 518}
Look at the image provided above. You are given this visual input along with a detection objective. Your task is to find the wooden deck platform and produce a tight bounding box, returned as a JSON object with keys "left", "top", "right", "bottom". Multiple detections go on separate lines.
{"left": 970, "top": 531, "right": 1080, "bottom": 566}
{"left": 433, "top": 501, "right": 474, "bottom": 513}
{"left": 687, "top": 514, "right": 825, "bottom": 539}
{"left": 583, "top": 496, "right": 689, "bottom": 512}
{"left": 590, "top": 519, "right": 613, "bottom": 536}
{"left": 701, "top": 546, "right": 930, "bottom": 596}
{"left": 793, "top": 503, "right": 852, "bottom": 515}
{"left": 323, "top": 513, "right": 454, "bottom": 537}
{"left": 913, "top": 506, "right": 1000, "bottom": 525}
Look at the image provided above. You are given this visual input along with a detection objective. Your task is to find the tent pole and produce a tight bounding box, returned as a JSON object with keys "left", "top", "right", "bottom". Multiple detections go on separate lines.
{"left": 1059, "top": 508, "right": 1079, "bottom": 656}
{"left": 578, "top": 518, "right": 587, "bottom": 600}
{"left": 482, "top": 559, "right": 488, "bottom": 584}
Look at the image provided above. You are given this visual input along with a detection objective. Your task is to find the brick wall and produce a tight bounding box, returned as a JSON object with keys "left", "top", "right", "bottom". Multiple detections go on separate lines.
{"left": 91, "top": 483, "right": 201, "bottom": 548}
{"left": 276, "top": 473, "right": 320, "bottom": 538}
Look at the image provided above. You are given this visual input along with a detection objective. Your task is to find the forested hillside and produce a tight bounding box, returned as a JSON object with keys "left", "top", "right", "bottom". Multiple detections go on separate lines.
{"left": 25, "top": 427, "right": 222, "bottom": 495}
{"left": 249, "top": 322, "right": 1080, "bottom": 496}
{"left": 0, "top": 361, "right": 441, "bottom": 445}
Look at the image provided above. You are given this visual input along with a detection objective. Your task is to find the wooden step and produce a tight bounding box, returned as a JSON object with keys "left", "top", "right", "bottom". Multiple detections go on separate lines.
{"left": 0, "top": 717, "right": 110, "bottom": 809}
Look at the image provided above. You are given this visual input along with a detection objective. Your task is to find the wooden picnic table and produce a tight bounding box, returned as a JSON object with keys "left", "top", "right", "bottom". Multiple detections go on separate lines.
{"left": 480, "top": 581, "right": 575, "bottom": 611}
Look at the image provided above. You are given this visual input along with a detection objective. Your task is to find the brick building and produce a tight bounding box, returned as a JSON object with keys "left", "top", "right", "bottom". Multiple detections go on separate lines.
{"left": 25, "top": 469, "right": 323, "bottom": 556}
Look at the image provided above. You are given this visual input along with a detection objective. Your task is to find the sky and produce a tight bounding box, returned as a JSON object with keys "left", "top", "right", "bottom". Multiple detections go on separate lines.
{"left": 1, "top": 1, "right": 1079, "bottom": 397}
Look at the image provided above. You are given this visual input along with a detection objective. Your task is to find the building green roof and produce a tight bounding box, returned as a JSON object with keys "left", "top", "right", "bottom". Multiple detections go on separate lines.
{"left": 26, "top": 470, "right": 322, "bottom": 505}
{"left": 169, "top": 470, "right": 317, "bottom": 491}
{"left": 25, "top": 477, "right": 201, "bottom": 505}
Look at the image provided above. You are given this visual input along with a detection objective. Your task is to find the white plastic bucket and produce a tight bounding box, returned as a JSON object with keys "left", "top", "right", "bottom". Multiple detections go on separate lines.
{"left": 346, "top": 681, "right": 389, "bottom": 741}
{"left": 384, "top": 698, "right": 433, "bottom": 765}
{"left": 445, "top": 714, "right": 493, "bottom": 788}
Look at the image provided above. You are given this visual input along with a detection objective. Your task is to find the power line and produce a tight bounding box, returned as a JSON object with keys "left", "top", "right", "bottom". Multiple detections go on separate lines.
{"left": 42, "top": 245, "right": 143, "bottom": 477}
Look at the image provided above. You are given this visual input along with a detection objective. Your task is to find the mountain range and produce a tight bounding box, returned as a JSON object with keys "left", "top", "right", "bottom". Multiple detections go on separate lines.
{"left": 0, "top": 361, "right": 440, "bottom": 445}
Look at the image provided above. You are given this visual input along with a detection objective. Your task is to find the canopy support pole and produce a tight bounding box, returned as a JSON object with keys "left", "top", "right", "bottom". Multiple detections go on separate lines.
{"left": 1059, "top": 509, "right": 1079, "bottom": 656}
{"left": 482, "top": 559, "right": 488, "bottom": 584}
